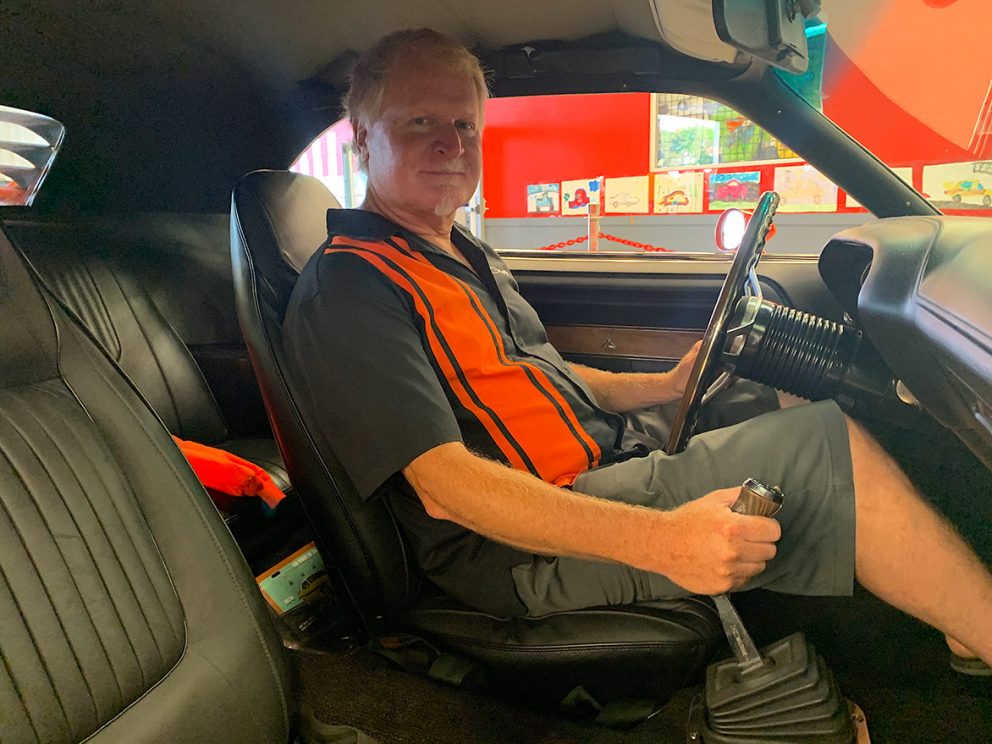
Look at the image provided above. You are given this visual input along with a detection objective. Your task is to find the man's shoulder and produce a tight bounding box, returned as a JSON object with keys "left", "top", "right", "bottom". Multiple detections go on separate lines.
{"left": 296, "top": 240, "right": 400, "bottom": 300}
{"left": 291, "top": 210, "right": 393, "bottom": 283}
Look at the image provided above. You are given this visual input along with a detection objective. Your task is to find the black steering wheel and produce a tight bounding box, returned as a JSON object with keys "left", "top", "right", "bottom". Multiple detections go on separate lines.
{"left": 664, "top": 191, "right": 781, "bottom": 455}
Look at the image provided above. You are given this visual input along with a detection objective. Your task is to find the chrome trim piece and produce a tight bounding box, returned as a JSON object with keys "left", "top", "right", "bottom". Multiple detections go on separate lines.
{"left": 503, "top": 253, "right": 817, "bottom": 274}
{"left": 701, "top": 370, "right": 734, "bottom": 406}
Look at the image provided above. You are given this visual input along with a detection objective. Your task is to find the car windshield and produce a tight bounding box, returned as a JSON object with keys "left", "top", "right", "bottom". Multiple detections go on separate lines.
{"left": 777, "top": 0, "right": 992, "bottom": 215}
{"left": 293, "top": 0, "right": 991, "bottom": 255}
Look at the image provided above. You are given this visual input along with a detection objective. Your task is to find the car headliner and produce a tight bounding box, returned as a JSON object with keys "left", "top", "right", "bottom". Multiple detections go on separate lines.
{"left": 2, "top": 1, "right": 755, "bottom": 212}
{"left": 3, "top": 1, "right": 935, "bottom": 221}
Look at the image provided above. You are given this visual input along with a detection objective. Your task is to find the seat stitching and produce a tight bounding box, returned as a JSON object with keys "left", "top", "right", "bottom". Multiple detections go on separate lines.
{"left": 63, "top": 263, "right": 123, "bottom": 361}
{"left": 6, "top": 390, "right": 133, "bottom": 707}
{"left": 33, "top": 383, "right": 177, "bottom": 669}
{"left": 1, "top": 245, "right": 196, "bottom": 740}
{"left": 0, "top": 564, "right": 54, "bottom": 742}
{"left": 109, "top": 271, "right": 186, "bottom": 437}
{"left": 16, "top": 388, "right": 149, "bottom": 696}
{"left": 81, "top": 262, "right": 123, "bottom": 361}
{"left": 0, "top": 453, "right": 86, "bottom": 738}
{"left": 62, "top": 330, "right": 291, "bottom": 733}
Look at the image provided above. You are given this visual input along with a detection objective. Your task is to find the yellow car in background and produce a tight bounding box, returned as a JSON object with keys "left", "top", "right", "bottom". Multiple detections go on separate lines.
{"left": 944, "top": 179, "right": 992, "bottom": 206}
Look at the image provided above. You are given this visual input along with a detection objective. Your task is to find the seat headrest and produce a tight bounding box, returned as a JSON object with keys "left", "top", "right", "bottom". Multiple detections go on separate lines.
{"left": 0, "top": 227, "right": 59, "bottom": 388}
{"left": 233, "top": 169, "right": 341, "bottom": 273}
{"left": 231, "top": 170, "right": 341, "bottom": 319}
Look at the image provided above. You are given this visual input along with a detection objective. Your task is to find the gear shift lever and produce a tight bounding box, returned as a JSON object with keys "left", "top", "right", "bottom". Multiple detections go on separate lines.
{"left": 689, "top": 479, "right": 857, "bottom": 743}
{"left": 711, "top": 479, "right": 783, "bottom": 674}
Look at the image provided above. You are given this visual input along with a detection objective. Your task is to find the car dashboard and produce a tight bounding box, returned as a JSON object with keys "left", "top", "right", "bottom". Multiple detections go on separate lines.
{"left": 818, "top": 216, "right": 992, "bottom": 469}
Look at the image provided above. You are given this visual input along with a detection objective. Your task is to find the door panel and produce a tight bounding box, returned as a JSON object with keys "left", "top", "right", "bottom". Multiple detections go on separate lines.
{"left": 505, "top": 253, "right": 844, "bottom": 372}
{"left": 545, "top": 325, "right": 702, "bottom": 373}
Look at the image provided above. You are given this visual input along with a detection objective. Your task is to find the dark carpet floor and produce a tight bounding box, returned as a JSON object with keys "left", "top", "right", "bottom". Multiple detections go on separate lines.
{"left": 287, "top": 419, "right": 992, "bottom": 743}
{"left": 291, "top": 586, "right": 991, "bottom": 743}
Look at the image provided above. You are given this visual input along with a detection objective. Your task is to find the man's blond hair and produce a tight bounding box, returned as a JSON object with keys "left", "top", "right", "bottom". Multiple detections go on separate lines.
{"left": 344, "top": 28, "right": 488, "bottom": 130}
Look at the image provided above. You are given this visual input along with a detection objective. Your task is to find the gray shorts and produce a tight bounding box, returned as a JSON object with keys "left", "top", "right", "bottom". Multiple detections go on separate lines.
{"left": 511, "top": 400, "right": 856, "bottom": 617}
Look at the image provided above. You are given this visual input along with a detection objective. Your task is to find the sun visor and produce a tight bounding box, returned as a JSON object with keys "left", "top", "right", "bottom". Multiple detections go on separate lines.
{"left": 0, "top": 105, "right": 65, "bottom": 207}
{"left": 650, "top": 0, "right": 739, "bottom": 64}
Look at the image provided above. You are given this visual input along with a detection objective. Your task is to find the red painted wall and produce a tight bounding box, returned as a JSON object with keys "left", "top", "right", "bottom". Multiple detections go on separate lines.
{"left": 481, "top": 93, "right": 650, "bottom": 219}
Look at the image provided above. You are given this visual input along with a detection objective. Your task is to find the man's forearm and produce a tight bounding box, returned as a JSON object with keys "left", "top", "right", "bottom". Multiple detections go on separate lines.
{"left": 404, "top": 442, "right": 666, "bottom": 568}
{"left": 404, "top": 441, "right": 782, "bottom": 596}
{"left": 569, "top": 363, "right": 680, "bottom": 412}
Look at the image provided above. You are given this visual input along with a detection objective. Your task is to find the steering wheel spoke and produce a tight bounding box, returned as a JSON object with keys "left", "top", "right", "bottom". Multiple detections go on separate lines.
{"left": 700, "top": 370, "right": 735, "bottom": 408}
{"left": 746, "top": 267, "right": 763, "bottom": 301}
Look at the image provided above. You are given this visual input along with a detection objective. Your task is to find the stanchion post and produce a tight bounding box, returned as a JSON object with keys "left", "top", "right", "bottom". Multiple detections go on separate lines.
{"left": 587, "top": 202, "right": 600, "bottom": 251}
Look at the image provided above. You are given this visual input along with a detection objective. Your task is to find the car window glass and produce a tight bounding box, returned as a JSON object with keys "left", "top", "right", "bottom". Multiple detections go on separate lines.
{"left": 479, "top": 93, "right": 866, "bottom": 256}
{"left": 291, "top": 119, "right": 364, "bottom": 208}
{"left": 777, "top": 2, "right": 992, "bottom": 218}
{"left": 292, "top": 93, "right": 869, "bottom": 256}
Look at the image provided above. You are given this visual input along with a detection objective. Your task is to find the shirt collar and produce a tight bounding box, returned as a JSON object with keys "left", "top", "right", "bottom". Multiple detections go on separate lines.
{"left": 326, "top": 208, "right": 485, "bottom": 261}
{"left": 325, "top": 208, "right": 400, "bottom": 242}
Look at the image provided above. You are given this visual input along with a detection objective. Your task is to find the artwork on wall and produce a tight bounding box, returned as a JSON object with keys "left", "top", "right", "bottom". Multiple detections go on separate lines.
{"left": 650, "top": 94, "right": 798, "bottom": 171}
{"left": 708, "top": 171, "right": 761, "bottom": 210}
{"left": 922, "top": 161, "right": 992, "bottom": 209}
{"left": 652, "top": 114, "right": 720, "bottom": 169}
{"left": 774, "top": 165, "right": 838, "bottom": 212}
{"left": 604, "top": 175, "right": 650, "bottom": 214}
{"left": 526, "top": 183, "right": 561, "bottom": 214}
{"left": 561, "top": 177, "right": 602, "bottom": 216}
{"left": 653, "top": 171, "right": 704, "bottom": 213}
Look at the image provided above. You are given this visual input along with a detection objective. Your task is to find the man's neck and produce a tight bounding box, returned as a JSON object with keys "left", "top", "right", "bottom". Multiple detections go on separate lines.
{"left": 361, "top": 190, "right": 461, "bottom": 258}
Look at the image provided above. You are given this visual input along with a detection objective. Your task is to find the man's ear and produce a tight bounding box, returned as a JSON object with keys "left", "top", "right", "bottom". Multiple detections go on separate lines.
{"left": 352, "top": 119, "right": 370, "bottom": 168}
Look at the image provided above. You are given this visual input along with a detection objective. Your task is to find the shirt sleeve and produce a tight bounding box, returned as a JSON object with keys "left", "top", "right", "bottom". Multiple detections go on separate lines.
{"left": 283, "top": 251, "right": 462, "bottom": 498}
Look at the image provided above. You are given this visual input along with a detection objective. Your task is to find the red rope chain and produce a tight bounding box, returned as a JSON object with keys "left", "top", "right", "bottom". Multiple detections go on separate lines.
{"left": 533, "top": 232, "right": 672, "bottom": 253}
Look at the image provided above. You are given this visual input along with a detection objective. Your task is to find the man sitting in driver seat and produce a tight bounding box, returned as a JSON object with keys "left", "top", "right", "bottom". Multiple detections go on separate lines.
{"left": 284, "top": 28, "right": 992, "bottom": 672}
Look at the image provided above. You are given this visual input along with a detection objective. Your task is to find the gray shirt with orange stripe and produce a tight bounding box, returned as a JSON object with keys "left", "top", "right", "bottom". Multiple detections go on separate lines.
{"left": 284, "top": 209, "right": 636, "bottom": 614}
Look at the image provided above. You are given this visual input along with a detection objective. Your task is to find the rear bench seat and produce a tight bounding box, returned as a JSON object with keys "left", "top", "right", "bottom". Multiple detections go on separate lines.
{"left": 2, "top": 215, "right": 293, "bottom": 499}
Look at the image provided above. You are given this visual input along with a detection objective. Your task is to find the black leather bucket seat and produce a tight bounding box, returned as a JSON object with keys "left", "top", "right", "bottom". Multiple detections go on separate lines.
{"left": 3, "top": 217, "right": 292, "bottom": 496}
{"left": 230, "top": 169, "right": 721, "bottom": 706}
{"left": 0, "top": 224, "right": 291, "bottom": 743}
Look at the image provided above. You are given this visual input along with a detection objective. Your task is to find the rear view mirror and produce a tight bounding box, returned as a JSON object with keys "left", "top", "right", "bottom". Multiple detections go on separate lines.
{"left": 713, "top": 0, "right": 820, "bottom": 74}
{"left": 0, "top": 105, "right": 65, "bottom": 207}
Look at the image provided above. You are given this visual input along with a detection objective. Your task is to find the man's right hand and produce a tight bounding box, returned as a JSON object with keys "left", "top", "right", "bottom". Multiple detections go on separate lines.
{"left": 650, "top": 487, "right": 782, "bottom": 595}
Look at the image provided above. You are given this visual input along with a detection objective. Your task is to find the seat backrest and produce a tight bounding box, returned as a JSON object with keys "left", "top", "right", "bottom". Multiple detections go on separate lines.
{"left": 0, "top": 224, "right": 290, "bottom": 743}
{"left": 230, "top": 170, "right": 421, "bottom": 621}
{"left": 6, "top": 218, "right": 230, "bottom": 443}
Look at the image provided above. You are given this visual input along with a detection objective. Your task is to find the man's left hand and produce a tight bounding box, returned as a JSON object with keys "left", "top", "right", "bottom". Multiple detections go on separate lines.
{"left": 667, "top": 340, "right": 702, "bottom": 399}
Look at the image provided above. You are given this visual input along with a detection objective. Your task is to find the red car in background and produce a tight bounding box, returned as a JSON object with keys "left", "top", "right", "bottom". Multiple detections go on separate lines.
{"left": 714, "top": 178, "right": 750, "bottom": 200}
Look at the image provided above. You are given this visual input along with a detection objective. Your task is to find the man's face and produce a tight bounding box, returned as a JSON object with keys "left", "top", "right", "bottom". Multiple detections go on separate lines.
{"left": 356, "top": 55, "right": 483, "bottom": 222}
